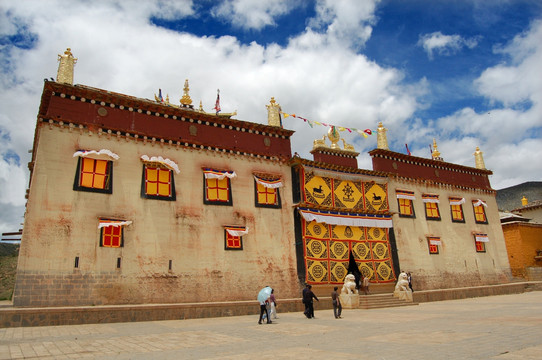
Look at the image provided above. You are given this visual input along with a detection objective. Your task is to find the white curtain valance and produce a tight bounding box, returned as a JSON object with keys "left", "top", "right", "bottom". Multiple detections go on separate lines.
{"left": 254, "top": 175, "right": 283, "bottom": 189}
{"left": 449, "top": 197, "right": 465, "bottom": 205}
{"left": 475, "top": 233, "right": 489, "bottom": 242}
{"left": 298, "top": 208, "right": 392, "bottom": 228}
{"left": 473, "top": 199, "right": 488, "bottom": 207}
{"left": 98, "top": 220, "right": 132, "bottom": 229}
{"left": 422, "top": 194, "right": 440, "bottom": 203}
{"left": 396, "top": 190, "right": 415, "bottom": 200}
{"left": 429, "top": 239, "right": 442, "bottom": 245}
{"left": 203, "top": 169, "right": 237, "bottom": 180}
{"left": 141, "top": 155, "right": 180, "bottom": 174}
{"left": 225, "top": 227, "right": 249, "bottom": 237}
{"left": 73, "top": 149, "right": 119, "bottom": 161}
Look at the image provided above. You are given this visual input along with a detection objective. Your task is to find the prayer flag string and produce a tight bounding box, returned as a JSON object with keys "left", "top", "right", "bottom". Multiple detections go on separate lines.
{"left": 281, "top": 112, "right": 374, "bottom": 138}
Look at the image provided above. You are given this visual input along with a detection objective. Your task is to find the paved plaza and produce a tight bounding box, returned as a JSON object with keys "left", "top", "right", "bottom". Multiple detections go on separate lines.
{"left": 1, "top": 291, "right": 541, "bottom": 359}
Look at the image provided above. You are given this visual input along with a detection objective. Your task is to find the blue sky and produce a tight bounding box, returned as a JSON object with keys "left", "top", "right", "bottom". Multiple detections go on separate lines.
{"left": 0, "top": 0, "right": 541, "bottom": 233}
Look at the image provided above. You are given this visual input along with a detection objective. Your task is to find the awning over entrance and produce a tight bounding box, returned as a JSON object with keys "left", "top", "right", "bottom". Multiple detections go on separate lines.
{"left": 298, "top": 207, "right": 392, "bottom": 228}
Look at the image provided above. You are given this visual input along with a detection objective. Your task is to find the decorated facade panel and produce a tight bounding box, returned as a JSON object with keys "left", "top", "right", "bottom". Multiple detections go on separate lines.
{"left": 302, "top": 219, "right": 396, "bottom": 285}
{"left": 302, "top": 169, "right": 389, "bottom": 212}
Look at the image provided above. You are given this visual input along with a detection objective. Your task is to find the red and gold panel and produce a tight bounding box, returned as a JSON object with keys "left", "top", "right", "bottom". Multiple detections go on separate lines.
{"left": 302, "top": 219, "right": 396, "bottom": 285}
{"left": 330, "top": 261, "right": 349, "bottom": 283}
{"left": 305, "top": 239, "right": 328, "bottom": 259}
{"left": 333, "top": 180, "right": 364, "bottom": 210}
{"left": 306, "top": 259, "right": 328, "bottom": 283}
{"left": 303, "top": 172, "right": 333, "bottom": 207}
{"left": 364, "top": 182, "right": 389, "bottom": 212}
{"left": 331, "top": 225, "right": 365, "bottom": 241}
{"left": 352, "top": 241, "right": 371, "bottom": 260}
{"left": 329, "top": 240, "right": 349, "bottom": 260}
{"left": 305, "top": 221, "right": 330, "bottom": 240}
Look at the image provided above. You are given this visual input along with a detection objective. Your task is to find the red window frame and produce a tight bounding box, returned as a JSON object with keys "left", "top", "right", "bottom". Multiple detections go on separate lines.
{"left": 224, "top": 229, "right": 243, "bottom": 250}
{"left": 144, "top": 165, "right": 172, "bottom": 197}
{"left": 77, "top": 157, "right": 111, "bottom": 191}
{"left": 101, "top": 225, "right": 123, "bottom": 248}
{"left": 427, "top": 237, "right": 440, "bottom": 254}
{"left": 205, "top": 177, "right": 231, "bottom": 203}
{"left": 451, "top": 204, "right": 464, "bottom": 222}
{"left": 425, "top": 202, "right": 440, "bottom": 220}
{"left": 475, "top": 240, "right": 486, "bottom": 252}
{"left": 398, "top": 198, "right": 414, "bottom": 217}
{"left": 473, "top": 203, "right": 488, "bottom": 223}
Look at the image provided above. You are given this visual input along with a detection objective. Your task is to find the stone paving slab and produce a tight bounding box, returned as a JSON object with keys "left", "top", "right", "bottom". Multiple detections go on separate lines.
{"left": 1, "top": 291, "right": 541, "bottom": 359}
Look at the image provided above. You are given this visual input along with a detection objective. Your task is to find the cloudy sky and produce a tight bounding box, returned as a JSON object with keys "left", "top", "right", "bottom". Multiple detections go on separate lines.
{"left": 1, "top": 0, "right": 541, "bottom": 234}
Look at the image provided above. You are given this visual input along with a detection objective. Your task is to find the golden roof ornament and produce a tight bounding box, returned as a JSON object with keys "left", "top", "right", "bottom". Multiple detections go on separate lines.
{"left": 328, "top": 126, "right": 340, "bottom": 149}
{"left": 473, "top": 146, "right": 486, "bottom": 169}
{"left": 521, "top": 196, "right": 528, "bottom": 206}
{"left": 56, "top": 48, "right": 77, "bottom": 85}
{"left": 180, "top": 79, "right": 193, "bottom": 106}
{"left": 376, "top": 122, "right": 389, "bottom": 150}
{"left": 312, "top": 126, "right": 356, "bottom": 153}
{"left": 266, "top": 97, "right": 282, "bottom": 127}
{"left": 432, "top": 138, "right": 443, "bottom": 161}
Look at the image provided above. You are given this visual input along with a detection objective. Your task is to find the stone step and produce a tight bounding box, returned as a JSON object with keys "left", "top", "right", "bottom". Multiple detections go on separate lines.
{"left": 358, "top": 294, "right": 418, "bottom": 309}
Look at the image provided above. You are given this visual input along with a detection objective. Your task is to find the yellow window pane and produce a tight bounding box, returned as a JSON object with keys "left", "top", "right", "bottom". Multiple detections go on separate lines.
{"left": 146, "top": 168, "right": 157, "bottom": 182}
{"left": 158, "top": 169, "right": 170, "bottom": 182}
{"left": 217, "top": 177, "right": 228, "bottom": 188}
{"left": 81, "top": 173, "right": 94, "bottom": 187}
{"left": 94, "top": 160, "right": 108, "bottom": 175}
{"left": 93, "top": 174, "right": 106, "bottom": 189}
{"left": 81, "top": 158, "right": 94, "bottom": 172}
{"left": 218, "top": 188, "right": 228, "bottom": 201}
{"left": 146, "top": 182, "right": 158, "bottom": 195}
{"left": 158, "top": 183, "right": 170, "bottom": 196}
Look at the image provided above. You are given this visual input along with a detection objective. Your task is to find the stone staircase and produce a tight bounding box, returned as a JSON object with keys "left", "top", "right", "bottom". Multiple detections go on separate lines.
{"left": 358, "top": 293, "right": 418, "bottom": 309}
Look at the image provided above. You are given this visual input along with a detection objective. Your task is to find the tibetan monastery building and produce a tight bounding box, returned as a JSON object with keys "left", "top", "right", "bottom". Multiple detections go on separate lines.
{"left": 13, "top": 49, "right": 511, "bottom": 307}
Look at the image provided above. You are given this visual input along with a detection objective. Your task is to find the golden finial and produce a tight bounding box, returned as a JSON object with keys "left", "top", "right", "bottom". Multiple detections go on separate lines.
{"left": 313, "top": 135, "right": 328, "bottom": 149}
{"left": 328, "top": 126, "right": 340, "bottom": 149}
{"left": 432, "top": 139, "right": 442, "bottom": 161}
{"left": 266, "top": 97, "right": 282, "bottom": 127}
{"left": 56, "top": 48, "right": 77, "bottom": 85}
{"left": 377, "top": 122, "right": 389, "bottom": 150}
{"left": 180, "top": 79, "right": 193, "bottom": 106}
{"left": 521, "top": 196, "right": 528, "bottom": 206}
{"left": 473, "top": 146, "right": 486, "bottom": 169}
{"left": 198, "top": 100, "right": 204, "bottom": 112}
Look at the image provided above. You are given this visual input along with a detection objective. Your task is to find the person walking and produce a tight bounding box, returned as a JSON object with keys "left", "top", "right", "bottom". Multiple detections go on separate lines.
{"left": 268, "top": 289, "right": 278, "bottom": 319}
{"left": 407, "top": 272, "right": 414, "bottom": 293}
{"left": 363, "top": 275, "right": 370, "bottom": 295}
{"left": 331, "top": 286, "right": 342, "bottom": 319}
{"left": 303, "top": 285, "right": 319, "bottom": 318}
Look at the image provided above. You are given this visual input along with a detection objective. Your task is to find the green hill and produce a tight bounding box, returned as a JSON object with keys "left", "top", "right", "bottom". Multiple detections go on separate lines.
{"left": 0, "top": 243, "right": 19, "bottom": 301}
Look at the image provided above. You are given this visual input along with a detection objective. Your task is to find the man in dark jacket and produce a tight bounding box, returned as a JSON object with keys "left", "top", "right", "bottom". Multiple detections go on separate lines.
{"left": 303, "top": 285, "right": 319, "bottom": 318}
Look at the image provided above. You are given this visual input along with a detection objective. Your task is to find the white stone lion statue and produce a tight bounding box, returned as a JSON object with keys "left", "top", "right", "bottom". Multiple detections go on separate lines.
{"left": 393, "top": 272, "right": 413, "bottom": 302}
{"left": 341, "top": 274, "right": 358, "bottom": 295}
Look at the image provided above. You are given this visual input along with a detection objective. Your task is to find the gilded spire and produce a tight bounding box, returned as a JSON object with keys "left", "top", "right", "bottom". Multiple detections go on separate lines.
{"left": 328, "top": 126, "right": 340, "bottom": 149}
{"left": 376, "top": 122, "right": 389, "bottom": 150}
{"left": 266, "top": 97, "right": 282, "bottom": 127}
{"left": 180, "top": 79, "right": 193, "bottom": 106}
{"left": 521, "top": 196, "right": 528, "bottom": 206}
{"left": 432, "top": 139, "right": 442, "bottom": 161}
{"left": 56, "top": 48, "right": 77, "bottom": 85}
{"left": 473, "top": 146, "right": 486, "bottom": 169}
